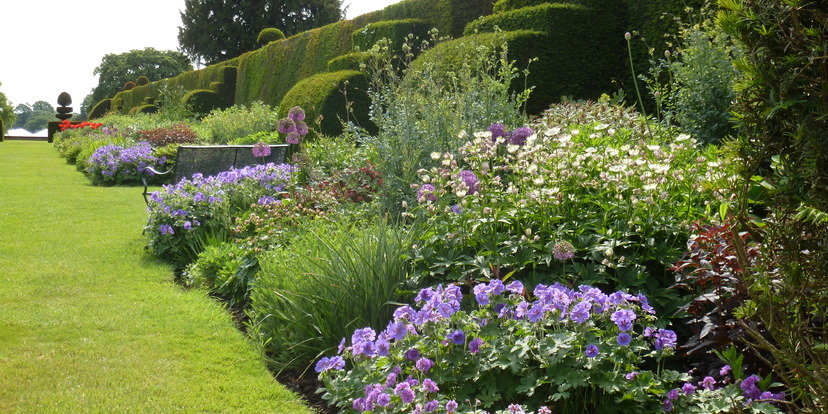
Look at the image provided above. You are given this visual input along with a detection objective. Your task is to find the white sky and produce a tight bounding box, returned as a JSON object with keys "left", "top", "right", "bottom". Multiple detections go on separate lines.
{"left": 0, "top": 1, "right": 398, "bottom": 111}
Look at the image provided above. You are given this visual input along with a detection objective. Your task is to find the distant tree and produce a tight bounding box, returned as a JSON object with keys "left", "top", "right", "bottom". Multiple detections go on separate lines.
{"left": 0, "top": 82, "right": 15, "bottom": 129}
{"left": 31, "top": 100, "right": 54, "bottom": 113}
{"left": 12, "top": 103, "right": 31, "bottom": 129}
{"left": 86, "top": 48, "right": 193, "bottom": 112}
{"left": 23, "top": 111, "right": 54, "bottom": 133}
{"left": 178, "top": 0, "right": 343, "bottom": 65}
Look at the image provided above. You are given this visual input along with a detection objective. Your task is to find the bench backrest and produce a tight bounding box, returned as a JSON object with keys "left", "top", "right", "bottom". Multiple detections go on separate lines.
{"left": 172, "top": 144, "right": 290, "bottom": 182}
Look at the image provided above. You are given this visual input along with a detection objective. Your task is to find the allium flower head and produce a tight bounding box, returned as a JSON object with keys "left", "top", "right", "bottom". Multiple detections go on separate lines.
{"left": 552, "top": 241, "right": 576, "bottom": 261}
{"left": 457, "top": 170, "right": 479, "bottom": 195}
{"left": 286, "top": 132, "right": 300, "bottom": 145}
{"left": 488, "top": 123, "right": 509, "bottom": 141}
{"left": 417, "top": 183, "right": 438, "bottom": 203}
{"left": 295, "top": 121, "right": 308, "bottom": 136}
{"left": 278, "top": 118, "right": 296, "bottom": 134}
{"left": 252, "top": 141, "right": 271, "bottom": 158}
{"left": 288, "top": 106, "right": 305, "bottom": 121}
{"left": 509, "top": 126, "right": 533, "bottom": 145}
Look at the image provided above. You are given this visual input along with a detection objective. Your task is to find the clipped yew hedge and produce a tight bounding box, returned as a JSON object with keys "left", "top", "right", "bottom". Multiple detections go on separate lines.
{"left": 278, "top": 70, "right": 374, "bottom": 138}
{"left": 327, "top": 52, "right": 368, "bottom": 72}
{"left": 183, "top": 89, "right": 232, "bottom": 117}
{"left": 352, "top": 19, "right": 430, "bottom": 52}
{"left": 88, "top": 98, "right": 112, "bottom": 120}
{"left": 374, "top": 0, "right": 494, "bottom": 38}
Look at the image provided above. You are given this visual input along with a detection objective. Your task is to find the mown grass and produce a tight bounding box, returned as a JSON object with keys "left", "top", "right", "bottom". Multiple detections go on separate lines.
{"left": 0, "top": 141, "right": 310, "bottom": 413}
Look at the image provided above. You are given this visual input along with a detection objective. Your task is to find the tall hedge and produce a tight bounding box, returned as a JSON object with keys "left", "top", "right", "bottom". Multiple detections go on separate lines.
{"left": 0, "top": 118, "right": 4, "bottom": 141}
{"left": 278, "top": 70, "right": 374, "bottom": 138}
{"left": 352, "top": 19, "right": 430, "bottom": 52}
{"left": 373, "top": 0, "right": 494, "bottom": 38}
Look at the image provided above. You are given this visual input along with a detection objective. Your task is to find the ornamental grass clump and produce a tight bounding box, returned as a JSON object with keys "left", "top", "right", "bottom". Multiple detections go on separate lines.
{"left": 145, "top": 163, "right": 296, "bottom": 265}
{"left": 318, "top": 280, "right": 786, "bottom": 414}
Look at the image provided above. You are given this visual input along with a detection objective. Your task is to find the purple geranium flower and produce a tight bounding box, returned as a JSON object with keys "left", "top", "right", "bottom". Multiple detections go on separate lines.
{"left": 585, "top": 344, "right": 599, "bottom": 358}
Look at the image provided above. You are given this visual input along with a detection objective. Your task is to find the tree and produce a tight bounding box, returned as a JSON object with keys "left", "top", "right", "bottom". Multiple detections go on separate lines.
{"left": 178, "top": 0, "right": 343, "bottom": 65}
{"left": 13, "top": 101, "right": 55, "bottom": 133}
{"left": 0, "top": 82, "right": 14, "bottom": 130}
{"left": 86, "top": 48, "right": 193, "bottom": 112}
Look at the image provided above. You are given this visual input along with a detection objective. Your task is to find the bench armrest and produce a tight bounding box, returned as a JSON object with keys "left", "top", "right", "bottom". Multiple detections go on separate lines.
{"left": 141, "top": 167, "right": 173, "bottom": 206}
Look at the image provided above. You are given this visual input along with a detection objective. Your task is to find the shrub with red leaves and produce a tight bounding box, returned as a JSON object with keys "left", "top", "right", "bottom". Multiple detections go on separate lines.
{"left": 137, "top": 123, "right": 198, "bottom": 147}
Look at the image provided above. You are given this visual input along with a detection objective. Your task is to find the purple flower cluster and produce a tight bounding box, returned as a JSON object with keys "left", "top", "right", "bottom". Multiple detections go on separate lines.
{"left": 278, "top": 106, "right": 308, "bottom": 145}
{"left": 252, "top": 141, "right": 271, "bottom": 158}
{"left": 87, "top": 141, "right": 166, "bottom": 184}
{"left": 416, "top": 183, "right": 438, "bottom": 203}
{"left": 662, "top": 370, "right": 785, "bottom": 411}
{"left": 486, "top": 123, "right": 534, "bottom": 146}
{"left": 348, "top": 368, "right": 442, "bottom": 412}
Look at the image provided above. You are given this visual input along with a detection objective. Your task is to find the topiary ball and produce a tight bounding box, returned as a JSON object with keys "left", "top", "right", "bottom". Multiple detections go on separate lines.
{"left": 136, "top": 76, "right": 150, "bottom": 86}
{"left": 123, "top": 81, "right": 136, "bottom": 91}
{"left": 257, "top": 28, "right": 285, "bottom": 46}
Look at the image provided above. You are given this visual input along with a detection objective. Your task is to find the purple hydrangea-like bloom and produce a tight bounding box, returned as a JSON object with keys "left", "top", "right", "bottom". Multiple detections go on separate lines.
{"left": 468, "top": 337, "right": 482, "bottom": 354}
{"left": 681, "top": 382, "right": 696, "bottom": 395}
{"left": 159, "top": 224, "right": 174, "bottom": 235}
{"left": 295, "top": 121, "right": 308, "bottom": 136}
{"left": 569, "top": 301, "right": 591, "bottom": 323}
{"left": 654, "top": 329, "right": 678, "bottom": 350}
{"left": 611, "top": 309, "right": 637, "bottom": 331}
{"left": 457, "top": 170, "right": 479, "bottom": 195}
{"left": 288, "top": 106, "right": 305, "bottom": 122}
{"left": 252, "top": 141, "right": 271, "bottom": 158}
{"left": 415, "top": 357, "right": 434, "bottom": 373}
{"left": 585, "top": 344, "right": 599, "bottom": 358}
{"left": 376, "top": 392, "right": 391, "bottom": 407}
{"left": 552, "top": 240, "right": 576, "bottom": 261}
{"left": 509, "top": 126, "right": 533, "bottom": 145}
{"left": 488, "top": 123, "right": 509, "bottom": 141}
{"left": 405, "top": 348, "right": 421, "bottom": 361}
{"left": 446, "top": 400, "right": 459, "bottom": 413}
{"left": 417, "top": 183, "right": 438, "bottom": 203}
{"left": 617, "top": 332, "right": 632, "bottom": 346}
{"left": 447, "top": 330, "right": 466, "bottom": 345}
{"left": 424, "top": 399, "right": 439, "bottom": 413}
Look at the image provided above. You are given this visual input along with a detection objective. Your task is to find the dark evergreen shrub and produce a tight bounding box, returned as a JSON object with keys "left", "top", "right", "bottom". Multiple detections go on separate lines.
{"left": 183, "top": 89, "right": 228, "bottom": 117}
{"left": 327, "top": 52, "right": 368, "bottom": 72}
{"left": 127, "top": 104, "right": 159, "bottom": 115}
{"left": 136, "top": 76, "right": 151, "bottom": 86}
{"left": 257, "top": 28, "right": 286, "bottom": 46}
{"left": 88, "top": 99, "right": 112, "bottom": 119}
{"left": 123, "top": 81, "right": 136, "bottom": 91}
{"left": 352, "top": 19, "right": 429, "bottom": 52}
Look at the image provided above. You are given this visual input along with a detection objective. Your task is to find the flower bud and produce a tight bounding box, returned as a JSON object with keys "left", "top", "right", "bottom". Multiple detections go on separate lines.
{"left": 624, "top": 32, "right": 632, "bottom": 41}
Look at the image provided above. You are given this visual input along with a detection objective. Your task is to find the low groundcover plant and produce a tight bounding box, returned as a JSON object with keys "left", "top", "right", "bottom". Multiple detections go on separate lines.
{"left": 317, "top": 280, "right": 785, "bottom": 414}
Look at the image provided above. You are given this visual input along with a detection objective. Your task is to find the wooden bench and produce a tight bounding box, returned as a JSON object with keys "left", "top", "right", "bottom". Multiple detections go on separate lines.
{"left": 142, "top": 144, "right": 291, "bottom": 205}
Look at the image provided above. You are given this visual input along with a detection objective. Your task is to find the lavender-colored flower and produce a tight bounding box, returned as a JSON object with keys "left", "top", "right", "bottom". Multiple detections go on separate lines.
{"left": 252, "top": 141, "right": 271, "bottom": 158}
{"left": 720, "top": 364, "right": 732, "bottom": 376}
{"left": 505, "top": 280, "right": 524, "bottom": 294}
{"left": 405, "top": 348, "right": 421, "bottom": 361}
{"left": 468, "top": 337, "right": 482, "bottom": 354}
{"left": 353, "top": 397, "right": 368, "bottom": 411}
{"left": 700, "top": 376, "right": 716, "bottom": 390}
{"left": 295, "top": 121, "right": 308, "bottom": 136}
{"left": 552, "top": 240, "right": 575, "bottom": 261}
{"left": 538, "top": 407, "right": 551, "bottom": 414}
{"left": 740, "top": 375, "right": 762, "bottom": 400}
{"left": 159, "top": 224, "right": 174, "bottom": 235}
{"left": 681, "top": 382, "right": 696, "bottom": 395}
{"left": 451, "top": 204, "right": 462, "bottom": 214}
{"left": 625, "top": 372, "right": 638, "bottom": 380}
{"left": 183, "top": 221, "right": 192, "bottom": 231}
{"left": 616, "top": 332, "right": 632, "bottom": 346}
{"left": 447, "top": 330, "right": 466, "bottom": 345}
{"left": 508, "top": 404, "right": 525, "bottom": 414}
{"left": 585, "top": 344, "right": 599, "bottom": 358}
{"left": 417, "top": 183, "right": 438, "bottom": 203}
{"left": 611, "top": 309, "right": 637, "bottom": 331}
{"left": 569, "top": 301, "right": 591, "bottom": 323}
{"left": 278, "top": 118, "right": 296, "bottom": 134}
{"left": 376, "top": 392, "right": 391, "bottom": 407}
{"left": 457, "top": 170, "right": 479, "bottom": 195}
{"left": 508, "top": 126, "right": 533, "bottom": 145}
{"left": 446, "top": 400, "right": 459, "bottom": 413}
{"left": 424, "top": 399, "right": 439, "bottom": 413}
{"left": 394, "top": 382, "right": 416, "bottom": 404}
{"left": 488, "top": 123, "right": 509, "bottom": 141}
{"left": 643, "top": 326, "right": 655, "bottom": 337}
{"left": 288, "top": 106, "right": 305, "bottom": 122}
{"left": 286, "top": 132, "right": 300, "bottom": 145}
{"left": 667, "top": 388, "right": 680, "bottom": 401}
{"left": 422, "top": 378, "right": 439, "bottom": 393}
{"left": 654, "top": 329, "right": 678, "bottom": 350}
{"left": 415, "top": 357, "right": 434, "bottom": 373}
{"left": 527, "top": 303, "right": 545, "bottom": 322}
{"left": 385, "top": 321, "right": 407, "bottom": 341}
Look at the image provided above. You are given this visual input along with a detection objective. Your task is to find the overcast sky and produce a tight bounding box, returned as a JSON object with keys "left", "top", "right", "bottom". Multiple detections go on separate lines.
{"left": 0, "top": 1, "right": 397, "bottom": 112}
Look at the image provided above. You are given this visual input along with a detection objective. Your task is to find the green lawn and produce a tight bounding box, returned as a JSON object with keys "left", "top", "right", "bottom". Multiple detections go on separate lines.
{"left": 0, "top": 141, "right": 310, "bottom": 413}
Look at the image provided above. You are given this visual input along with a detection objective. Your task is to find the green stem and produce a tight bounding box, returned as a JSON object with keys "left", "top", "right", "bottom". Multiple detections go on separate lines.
{"left": 625, "top": 36, "right": 649, "bottom": 123}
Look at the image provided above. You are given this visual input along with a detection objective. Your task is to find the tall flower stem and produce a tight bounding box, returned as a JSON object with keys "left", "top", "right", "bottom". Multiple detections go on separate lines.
{"left": 625, "top": 33, "right": 649, "bottom": 125}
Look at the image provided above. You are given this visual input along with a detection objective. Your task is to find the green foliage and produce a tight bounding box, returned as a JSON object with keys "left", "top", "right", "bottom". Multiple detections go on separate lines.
{"left": 375, "top": 0, "right": 495, "bottom": 38}
{"left": 0, "top": 82, "right": 14, "bottom": 130}
{"left": 364, "top": 32, "right": 530, "bottom": 212}
{"left": 127, "top": 104, "right": 158, "bottom": 115}
{"left": 135, "top": 75, "right": 151, "bottom": 86}
{"left": 464, "top": 2, "right": 623, "bottom": 108}
{"left": 248, "top": 219, "right": 412, "bottom": 372}
{"left": 87, "top": 48, "right": 192, "bottom": 113}
{"left": 123, "top": 81, "right": 137, "bottom": 91}
{"left": 716, "top": 1, "right": 828, "bottom": 409}
{"left": 277, "top": 70, "right": 373, "bottom": 139}
{"left": 0, "top": 118, "right": 4, "bottom": 140}
{"left": 185, "top": 240, "right": 259, "bottom": 307}
{"left": 326, "top": 52, "right": 368, "bottom": 72}
{"left": 88, "top": 98, "right": 112, "bottom": 119}
{"left": 231, "top": 131, "right": 281, "bottom": 145}
{"left": 178, "top": 0, "right": 343, "bottom": 65}
{"left": 200, "top": 101, "right": 279, "bottom": 144}
{"left": 182, "top": 89, "right": 229, "bottom": 117}
{"left": 352, "top": 19, "right": 430, "bottom": 52}
{"left": 257, "top": 28, "right": 286, "bottom": 45}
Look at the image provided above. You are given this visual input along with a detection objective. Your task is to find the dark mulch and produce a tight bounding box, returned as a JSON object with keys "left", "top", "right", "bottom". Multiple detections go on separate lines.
{"left": 277, "top": 370, "right": 339, "bottom": 414}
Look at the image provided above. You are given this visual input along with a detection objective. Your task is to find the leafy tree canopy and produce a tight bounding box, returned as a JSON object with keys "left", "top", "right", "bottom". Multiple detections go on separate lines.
{"left": 0, "top": 82, "right": 15, "bottom": 130}
{"left": 13, "top": 101, "right": 55, "bottom": 133}
{"left": 177, "top": 0, "right": 343, "bottom": 65}
{"left": 86, "top": 48, "right": 193, "bottom": 113}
